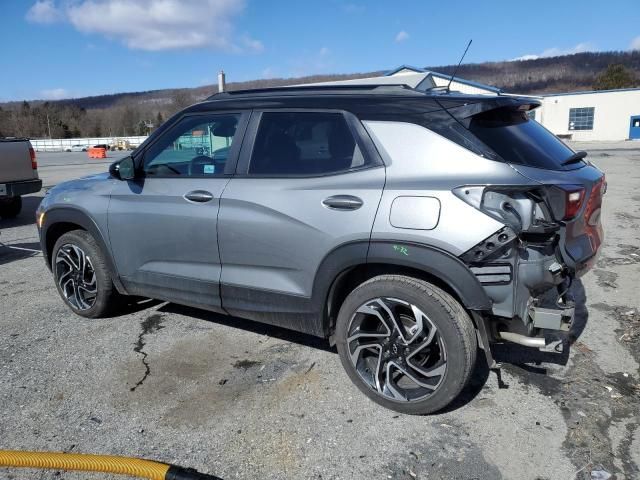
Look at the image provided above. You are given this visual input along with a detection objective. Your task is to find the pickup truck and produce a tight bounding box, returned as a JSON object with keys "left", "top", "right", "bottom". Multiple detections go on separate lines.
{"left": 0, "top": 138, "right": 43, "bottom": 218}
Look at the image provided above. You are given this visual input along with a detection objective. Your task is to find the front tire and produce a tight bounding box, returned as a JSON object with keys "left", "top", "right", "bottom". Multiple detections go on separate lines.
{"left": 52, "top": 230, "right": 121, "bottom": 318}
{"left": 335, "top": 275, "right": 477, "bottom": 415}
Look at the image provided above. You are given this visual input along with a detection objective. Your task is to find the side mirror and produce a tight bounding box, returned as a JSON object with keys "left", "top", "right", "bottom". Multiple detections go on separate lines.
{"left": 109, "top": 156, "right": 136, "bottom": 180}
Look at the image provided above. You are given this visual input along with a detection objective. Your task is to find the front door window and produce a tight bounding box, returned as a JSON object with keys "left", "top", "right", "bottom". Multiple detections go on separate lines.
{"left": 143, "top": 113, "right": 241, "bottom": 177}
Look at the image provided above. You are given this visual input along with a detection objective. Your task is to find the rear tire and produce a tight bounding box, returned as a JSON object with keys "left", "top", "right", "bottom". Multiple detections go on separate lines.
{"left": 0, "top": 196, "right": 22, "bottom": 218}
{"left": 335, "top": 275, "right": 477, "bottom": 415}
{"left": 52, "top": 230, "right": 122, "bottom": 318}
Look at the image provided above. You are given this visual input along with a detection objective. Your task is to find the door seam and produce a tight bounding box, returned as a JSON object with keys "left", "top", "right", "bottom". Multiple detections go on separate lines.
{"left": 216, "top": 177, "right": 232, "bottom": 315}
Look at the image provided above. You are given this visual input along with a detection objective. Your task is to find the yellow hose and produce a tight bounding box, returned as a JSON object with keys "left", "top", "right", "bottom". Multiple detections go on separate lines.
{"left": 0, "top": 450, "right": 170, "bottom": 480}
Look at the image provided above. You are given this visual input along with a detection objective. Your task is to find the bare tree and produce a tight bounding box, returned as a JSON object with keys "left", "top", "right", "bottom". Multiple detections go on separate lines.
{"left": 169, "top": 90, "right": 194, "bottom": 116}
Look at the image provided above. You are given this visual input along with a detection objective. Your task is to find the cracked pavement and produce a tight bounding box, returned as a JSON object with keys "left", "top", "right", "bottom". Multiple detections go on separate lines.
{"left": 1, "top": 145, "right": 639, "bottom": 479}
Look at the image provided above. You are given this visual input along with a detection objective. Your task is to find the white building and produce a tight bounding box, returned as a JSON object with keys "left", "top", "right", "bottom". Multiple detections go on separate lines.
{"left": 532, "top": 88, "right": 640, "bottom": 142}
{"left": 319, "top": 65, "right": 640, "bottom": 142}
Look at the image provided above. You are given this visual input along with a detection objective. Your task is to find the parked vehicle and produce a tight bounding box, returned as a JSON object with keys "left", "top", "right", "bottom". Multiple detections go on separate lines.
{"left": 67, "top": 144, "right": 89, "bottom": 152}
{"left": 0, "top": 138, "right": 42, "bottom": 218}
{"left": 36, "top": 85, "right": 605, "bottom": 414}
{"left": 111, "top": 139, "right": 132, "bottom": 151}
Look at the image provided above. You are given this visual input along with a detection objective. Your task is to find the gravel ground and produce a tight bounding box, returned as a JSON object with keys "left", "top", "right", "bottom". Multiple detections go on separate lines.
{"left": 1, "top": 143, "right": 639, "bottom": 480}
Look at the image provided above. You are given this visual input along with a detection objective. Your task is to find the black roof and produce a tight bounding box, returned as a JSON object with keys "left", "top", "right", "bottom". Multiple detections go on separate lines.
{"left": 137, "top": 84, "right": 541, "bottom": 158}
{"left": 205, "top": 84, "right": 424, "bottom": 100}
{"left": 177, "top": 84, "right": 540, "bottom": 124}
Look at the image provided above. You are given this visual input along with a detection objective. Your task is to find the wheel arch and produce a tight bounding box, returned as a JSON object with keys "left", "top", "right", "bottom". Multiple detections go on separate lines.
{"left": 316, "top": 240, "right": 491, "bottom": 338}
{"left": 40, "top": 207, "right": 126, "bottom": 294}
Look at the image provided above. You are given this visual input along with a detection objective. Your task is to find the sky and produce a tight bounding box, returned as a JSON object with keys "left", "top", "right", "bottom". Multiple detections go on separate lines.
{"left": 1, "top": 0, "right": 639, "bottom": 102}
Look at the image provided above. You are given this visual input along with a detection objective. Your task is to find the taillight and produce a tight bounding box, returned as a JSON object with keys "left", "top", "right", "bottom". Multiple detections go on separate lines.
{"left": 581, "top": 176, "right": 605, "bottom": 251}
{"left": 29, "top": 147, "right": 37, "bottom": 170}
{"left": 584, "top": 176, "right": 604, "bottom": 225}
{"left": 563, "top": 187, "right": 585, "bottom": 220}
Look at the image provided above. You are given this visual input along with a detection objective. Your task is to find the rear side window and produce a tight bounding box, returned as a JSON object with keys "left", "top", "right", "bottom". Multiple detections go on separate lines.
{"left": 469, "top": 107, "right": 579, "bottom": 171}
{"left": 249, "top": 112, "right": 366, "bottom": 175}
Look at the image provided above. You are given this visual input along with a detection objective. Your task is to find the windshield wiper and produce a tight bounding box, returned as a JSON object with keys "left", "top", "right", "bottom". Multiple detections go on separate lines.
{"left": 561, "top": 150, "right": 588, "bottom": 166}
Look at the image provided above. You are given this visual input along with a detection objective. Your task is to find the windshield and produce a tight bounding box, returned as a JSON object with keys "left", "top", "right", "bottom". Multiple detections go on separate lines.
{"left": 469, "top": 107, "right": 582, "bottom": 171}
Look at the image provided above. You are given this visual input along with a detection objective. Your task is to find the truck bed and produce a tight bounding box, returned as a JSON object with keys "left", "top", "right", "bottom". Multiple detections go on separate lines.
{"left": 1, "top": 138, "right": 39, "bottom": 184}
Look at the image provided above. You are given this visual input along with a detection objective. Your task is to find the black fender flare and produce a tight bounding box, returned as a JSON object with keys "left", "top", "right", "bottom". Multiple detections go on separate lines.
{"left": 366, "top": 241, "right": 491, "bottom": 311}
{"left": 40, "top": 207, "right": 127, "bottom": 294}
{"left": 311, "top": 240, "right": 491, "bottom": 335}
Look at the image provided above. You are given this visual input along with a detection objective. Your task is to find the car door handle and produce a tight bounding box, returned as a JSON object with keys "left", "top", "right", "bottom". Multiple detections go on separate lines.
{"left": 322, "top": 195, "right": 363, "bottom": 210}
{"left": 184, "top": 190, "right": 214, "bottom": 203}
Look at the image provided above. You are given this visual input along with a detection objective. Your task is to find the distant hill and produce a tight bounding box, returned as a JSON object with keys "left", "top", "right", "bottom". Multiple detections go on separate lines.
{"left": 2, "top": 50, "right": 639, "bottom": 139}
{"left": 11, "top": 50, "right": 640, "bottom": 110}
{"left": 430, "top": 50, "right": 640, "bottom": 94}
{"left": 3, "top": 50, "right": 640, "bottom": 111}
{"left": 4, "top": 71, "right": 386, "bottom": 110}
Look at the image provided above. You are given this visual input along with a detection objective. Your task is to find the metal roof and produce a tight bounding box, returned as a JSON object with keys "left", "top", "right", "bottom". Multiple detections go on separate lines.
{"left": 383, "top": 64, "right": 500, "bottom": 93}
{"left": 384, "top": 65, "right": 427, "bottom": 76}
{"left": 298, "top": 72, "right": 430, "bottom": 89}
{"left": 426, "top": 71, "right": 501, "bottom": 93}
{"left": 540, "top": 87, "right": 640, "bottom": 97}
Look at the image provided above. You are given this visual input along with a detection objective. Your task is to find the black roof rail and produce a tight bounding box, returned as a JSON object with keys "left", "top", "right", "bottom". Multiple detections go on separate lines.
{"left": 206, "top": 83, "right": 418, "bottom": 100}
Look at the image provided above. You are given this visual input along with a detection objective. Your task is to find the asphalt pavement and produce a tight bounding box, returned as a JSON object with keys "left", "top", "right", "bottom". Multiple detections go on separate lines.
{"left": 1, "top": 144, "right": 639, "bottom": 479}
{"left": 36, "top": 151, "right": 129, "bottom": 188}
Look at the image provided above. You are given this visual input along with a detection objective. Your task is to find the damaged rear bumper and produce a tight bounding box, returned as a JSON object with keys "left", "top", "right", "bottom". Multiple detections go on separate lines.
{"left": 462, "top": 225, "right": 583, "bottom": 348}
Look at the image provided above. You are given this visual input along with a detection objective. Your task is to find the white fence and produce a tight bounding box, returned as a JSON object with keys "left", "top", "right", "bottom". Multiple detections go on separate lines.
{"left": 30, "top": 136, "right": 149, "bottom": 152}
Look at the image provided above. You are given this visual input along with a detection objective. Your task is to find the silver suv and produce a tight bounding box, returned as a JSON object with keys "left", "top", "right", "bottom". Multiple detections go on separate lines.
{"left": 37, "top": 85, "right": 605, "bottom": 414}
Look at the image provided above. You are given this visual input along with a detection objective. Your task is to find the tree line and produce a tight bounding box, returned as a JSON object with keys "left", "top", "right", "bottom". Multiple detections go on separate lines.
{"left": 0, "top": 71, "right": 371, "bottom": 139}
{"left": 431, "top": 51, "right": 640, "bottom": 94}
{"left": 1, "top": 50, "right": 638, "bottom": 140}
{"left": 0, "top": 91, "right": 193, "bottom": 139}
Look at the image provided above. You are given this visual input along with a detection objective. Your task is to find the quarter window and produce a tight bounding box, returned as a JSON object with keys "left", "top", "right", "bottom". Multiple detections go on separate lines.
{"left": 143, "top": 113, "right": 240, "bottom": 176}
{"left": 249, "top": 112, "right": 365, "bottom": 175}
{"left": 568, "top": 107, "right": 595, "bottom": 131}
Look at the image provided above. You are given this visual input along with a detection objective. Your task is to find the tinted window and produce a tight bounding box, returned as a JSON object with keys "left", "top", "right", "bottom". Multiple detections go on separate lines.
{"left": 144, "top": 113, "right": 240, "bottom": 176}
{"left": 249, "top": 112, "right": 365, "bottom": 175}
{"left": 469, "top": 107, "right": 579, "bottom": 171}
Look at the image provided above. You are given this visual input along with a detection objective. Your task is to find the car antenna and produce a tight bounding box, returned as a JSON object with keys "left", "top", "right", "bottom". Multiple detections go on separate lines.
{"left": 446, "top": 39, "right": 472, "bottom": 92}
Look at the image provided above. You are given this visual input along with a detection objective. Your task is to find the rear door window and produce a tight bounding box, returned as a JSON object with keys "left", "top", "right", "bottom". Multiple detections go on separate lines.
{"left": 248, "top": 112, "right": 366, "bottom": 176}
{"left": 468, "top": 107, "right": 581, "bottom": 171}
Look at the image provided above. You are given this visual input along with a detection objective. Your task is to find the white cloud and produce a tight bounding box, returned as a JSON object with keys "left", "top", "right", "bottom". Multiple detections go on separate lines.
{"left": 40, "top": 88, "right": 69, "bottom": 100}
{"left": 512, "top": 42, "right": 594, "bottom": 61}
{"left": 395, "top": 30, "right": 409, "bottom": 43}
{"left": 26, "top": 0, "right": 262, "bottom": 52}
{"left": 512, "top": 54, "right": 540, "bottom": 61}
{"left": 630, "top": 36, "right": 640, "bottom": 51}
{"left": 240, "top": 36, "right": 264, "bottom": 53}
{"left": 26, "top": 0, "right": 63, "bottom": 24}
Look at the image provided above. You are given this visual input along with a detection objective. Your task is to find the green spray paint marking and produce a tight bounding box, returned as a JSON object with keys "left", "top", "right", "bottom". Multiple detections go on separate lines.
{"left": 393, "top": 245, "right": 409, "bottom": 256}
